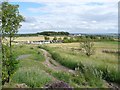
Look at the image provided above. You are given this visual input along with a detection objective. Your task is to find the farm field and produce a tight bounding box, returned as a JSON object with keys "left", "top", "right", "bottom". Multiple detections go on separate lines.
{"left": 2, "top": 41, "right": 120, "bottom": 88}
{"left": 12, "top": 36, "right": 66, "bottom": 41}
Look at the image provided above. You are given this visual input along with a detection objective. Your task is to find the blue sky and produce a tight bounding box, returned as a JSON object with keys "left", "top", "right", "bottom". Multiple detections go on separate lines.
{"left": 9, "top": 0, "right": 118, "bottom": 34}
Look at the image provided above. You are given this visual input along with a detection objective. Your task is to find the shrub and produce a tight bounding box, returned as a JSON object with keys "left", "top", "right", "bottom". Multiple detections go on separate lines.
{"left": 80, "top": 41, "right": 95, "bottom": 57}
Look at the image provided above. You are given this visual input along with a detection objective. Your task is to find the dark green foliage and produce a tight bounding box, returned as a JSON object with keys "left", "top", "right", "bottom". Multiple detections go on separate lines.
{"left": 44, "top": 36, "right": 50, "bottom": 40}
{"left": 2, "top": 44, "right": 19, "bottom": 85}
{"left": 53, "top": 37, "right": 57, "bottom": 40}
{"left": 101, "top": 67, "right": 120, "bottom": 84}
{"left": 1, "top": 1, "right": 24, "bottom": 85}
{"left": 37, "top": 31, "right": 69, "bottom": 36}
{"left": 2, "top": 2, "right": 24, "bottom": 36}
{"left": 63, "top": 37, "right": 70, "bottom": 43}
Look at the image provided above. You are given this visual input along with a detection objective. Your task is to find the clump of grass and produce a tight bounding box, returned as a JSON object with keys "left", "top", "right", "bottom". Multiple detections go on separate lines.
{"left": 100, "top": 66, "right": 120, "bottom": 84}
{"left": 72, "top": 63, "right": 104, "bottom": 87}
{"left": 30, "top": 47, "right": 34, "bottom": 49}
{"left": 52, "top": 71, "right": 71, "bottom": 83}
{"left": 11, "top": 67, "right": 52, "bottom": 88}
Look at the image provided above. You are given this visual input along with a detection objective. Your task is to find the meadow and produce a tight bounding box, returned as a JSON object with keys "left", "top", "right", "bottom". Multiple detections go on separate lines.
{"left": 39, "top": 42, "right": 119, "bottom": 85}
{"left": 1, "top": 41, "right": 120, "bottom": 88}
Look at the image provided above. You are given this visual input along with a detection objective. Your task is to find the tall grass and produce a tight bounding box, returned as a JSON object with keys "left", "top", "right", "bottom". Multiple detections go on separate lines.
{"left": 39, "top": 44, "right": 120, "bottom": 84}
{"left": 11, "top": 67, "right": 52, "bottom": 88}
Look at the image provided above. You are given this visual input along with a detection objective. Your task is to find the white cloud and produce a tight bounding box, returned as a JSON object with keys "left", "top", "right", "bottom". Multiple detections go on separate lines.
{"left": 9, "top": 0, "right": 118, "bottom": 3}
{"left": 8, "top": 0, "right": 118, "bottom": 33}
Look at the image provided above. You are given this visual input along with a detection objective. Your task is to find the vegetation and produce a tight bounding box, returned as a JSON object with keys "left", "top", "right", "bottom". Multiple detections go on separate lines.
{"left": 3, "top": 45, "right": 52, "bottom": 88}
{"left": 44, "top": 36, "right": 50, "bottom": 40}
{"left": 1, "top": 1, "right": 24, "bottom": 85}
{"left": 1, "top": 40, "right": 119, "bottom": 88}
{"left": 39, "top": 42, "right": 119, "bottom": 84}
{"left": 80, "top": 40, "right": 95, "bottom": 57}
{"left": 0, "top": 0, "right": 119, "bottom": 89}
{"left": 53, "top": 37, "right": 57, "bottom": 41}
{"left": 37, "top": 31, "right": 69, "bottom": 36}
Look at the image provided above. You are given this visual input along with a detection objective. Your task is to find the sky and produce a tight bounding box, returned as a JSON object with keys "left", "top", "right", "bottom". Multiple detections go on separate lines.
{"left": 7, "top": 0, "right": 118, "bottom": 34}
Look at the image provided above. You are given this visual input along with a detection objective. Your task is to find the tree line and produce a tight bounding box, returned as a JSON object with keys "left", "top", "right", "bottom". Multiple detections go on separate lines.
{"left": 2, "top": 31, "right": 69, "bottom": 37}
{"left": 37, "top": 31, "right": 69, "bottom": 36}
{"left": 44, "top": 35, "right": 116, "bottom": 43}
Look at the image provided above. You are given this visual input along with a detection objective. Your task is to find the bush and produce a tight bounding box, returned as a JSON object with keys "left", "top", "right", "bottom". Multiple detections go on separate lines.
{"left": 80, "top": 41, "right": 95, "bottom": 57}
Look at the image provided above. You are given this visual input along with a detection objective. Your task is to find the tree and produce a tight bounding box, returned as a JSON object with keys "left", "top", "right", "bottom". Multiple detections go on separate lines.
{"left": 69, "top": 37, "right": 74, "bottom": 43}
{"left": 44, "top": 36, "right": 50, "bottom": 40}
{"left": 1, "top": 2, "right": 24, "bottom": 85}
{"left": 53, "top": 37, "right": 57, "bottom": 41}
{"left": 80, "top": 40, "right": 95, "bottom": 57}
{"left": 63, "top": 37, "right": 69, "bottom": 43}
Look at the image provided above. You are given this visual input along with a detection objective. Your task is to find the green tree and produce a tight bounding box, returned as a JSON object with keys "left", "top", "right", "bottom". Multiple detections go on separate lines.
{"left": 80, "top": 40, "right": 95, "bottom": 57}
{"left": 53, "top": 37, "right": 57, "bottom": 41}
{"left": 44, "top": 36, "right": 50, "bottom": 40}
{"left": 1, "top": 2, "right": 24, "bottom": 85}
{"left": 63, "top": 37, "right": 69, "bottom": 43}
{"left": 69, "top": 37, "right": 74, "bottom": 43}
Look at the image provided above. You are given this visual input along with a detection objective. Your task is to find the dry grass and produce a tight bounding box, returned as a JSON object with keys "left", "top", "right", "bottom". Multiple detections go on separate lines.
{"left": 13, "top": 36, "right": 65, "bottom": 41}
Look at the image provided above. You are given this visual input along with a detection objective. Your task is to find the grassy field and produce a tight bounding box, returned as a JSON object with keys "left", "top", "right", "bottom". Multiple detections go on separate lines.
{"left": 1, "top": 41, "right": 120, "bottom": 88}
{"left": 39, "top": 41, "right": 119, "bottom": 84}
{"left": 2, "top": 45, "right": 54, "bottom": 88}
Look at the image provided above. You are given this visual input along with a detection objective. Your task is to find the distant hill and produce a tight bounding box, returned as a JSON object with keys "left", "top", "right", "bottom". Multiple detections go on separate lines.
{"left": 37, "top": 31, "right": 69, "bottom": 36}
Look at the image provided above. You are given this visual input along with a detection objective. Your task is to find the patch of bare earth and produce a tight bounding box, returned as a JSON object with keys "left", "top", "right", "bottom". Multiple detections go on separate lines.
{"left": 40, "top": 49, "right": 75, "bottom": 74}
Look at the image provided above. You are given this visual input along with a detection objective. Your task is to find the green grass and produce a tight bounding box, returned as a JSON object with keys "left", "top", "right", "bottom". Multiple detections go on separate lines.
{"left": 11, "top": 67, "right": 52, "bottom": 88}
{"left": 3, "top": 45, "right": 53, "bottom": 88}
{"left": 39, "top": 41, "right": 120, "bottom": 84}
{"left": 2, "top": 41, "right": 120, "bottom": 88}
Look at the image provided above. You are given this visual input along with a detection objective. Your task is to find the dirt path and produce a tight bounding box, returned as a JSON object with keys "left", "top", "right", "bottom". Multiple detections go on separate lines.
{"left": 17, "top": 54, "right": 31, "bottom": 60}
{"left": 40, "top": 49, "right": 75, "bottom": 74}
